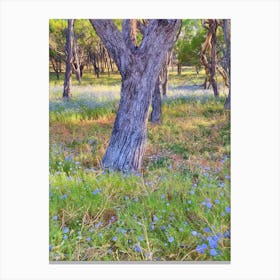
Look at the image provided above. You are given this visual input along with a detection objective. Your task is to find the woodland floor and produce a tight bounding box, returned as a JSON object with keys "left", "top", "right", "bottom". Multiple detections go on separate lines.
{"left": 49, "top": 67, "right": 230, "bottom": 261}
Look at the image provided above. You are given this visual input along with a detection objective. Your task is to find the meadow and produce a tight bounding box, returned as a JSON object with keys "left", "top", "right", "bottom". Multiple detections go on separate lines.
{"left": 49, "top": 67, "right": 230, "bottom": 261}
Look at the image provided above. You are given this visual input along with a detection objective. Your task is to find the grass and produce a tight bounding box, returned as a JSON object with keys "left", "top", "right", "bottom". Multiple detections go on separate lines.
{"left": 49, "top": 66, "right": 230, "bottom": 261}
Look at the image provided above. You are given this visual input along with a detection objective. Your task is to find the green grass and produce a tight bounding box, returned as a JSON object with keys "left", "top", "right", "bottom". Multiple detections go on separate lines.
{"left": 49, "top": 67, "right": 230, "bottom": 261}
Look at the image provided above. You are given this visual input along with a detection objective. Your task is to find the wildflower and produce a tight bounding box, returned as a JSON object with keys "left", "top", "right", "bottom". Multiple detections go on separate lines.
{"left": 138, "top": 236, "right": 144, "bottom": 242}
{"left": 150, "top": 223, "right": 155, "bottom": 231}
{"left": 160, "top": 225, "right": 167, "bottom": 231}
{"left": 225, "top": 206, "right": 231, "bottom": 213}
{"left": 206, "top": 202, "right": 212, "bottom": 209}
{"left": 59, "top": 194, "right": 67, "bottom": 199}
{"left": 161, "top": 194, "right": 165, "bottom": 199}
{"left": 52, "top": 215, "right": 58, "bottom": 221}
{"left": 63, "top": 234, "right": 68, "bottom": 240}
{"left": 207, "top": 236, "right": 218, "bottom": 249}
{"left": 49, "top": 245, "right": 52, "bottom": 252}
{"left": 225, "top": 174, "right": 230, "bottom": 179}
{"left": 179, "top": 228, "right": 184, "bottom": 232}
{"left": 112, "top": 236, "right": 117, "bottom": 242}
{"left": 92, "top": 188, "right": 101, "bottom": 195}
{"left": 187, "top": 200, "right": 192, "bottom": 204}
{"left": 219, "top": 182, "right": 225, "bottom": 188}
{"left": 107, "top": 249, "right": 113, "bottom": 255}
{"left": 153, "top": 215, "right": 159, "bottom": 222}
{"left": 224, "top": 230, "right": 230, "bottom": 238}
{"left": 134, "top": 197, "right": 139, "bottom": 202}
{"left": 135, "top": 244, "right": 141, "bottom": 253}
{"left": 183, "top": 221, "right": 188, "bottom": 227}
{"left": 210, "top": 248, "right": 218, "bottom": 256}
{"left": 196, "top": 243, "right": 208, "bottom": 254}
{"left": 214, "top": 199, "right": 220, "bottom": 204}
{"left": 204, "top": 227, "right": 211, "bottom": 233}
{"left": 190, "top": 190, "right": 195, "bottom": 195}
{"left": 62, "top": 227, "right": 69, "bottom": 233}
{"left": 86, "top": 237, "right": 92, "bottom": 242}
{"left": 168, "top": 236, "right": 174, "bottom": 243}
{"left": 124, "top": 195, "right": 129, "bottom": 201}
{"left": 221, "top": 212, "right": 225, "bottom": 217}
{"left": 191, "top": 231, "right": 198, "bottom": 236}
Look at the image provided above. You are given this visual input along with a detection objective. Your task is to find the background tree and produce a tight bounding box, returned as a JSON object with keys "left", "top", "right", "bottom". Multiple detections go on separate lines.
{"left": 63, "top": 19, "right": 74, "bottom": 99}
{"left": 222, "top": 19, "right": 231, "bottom": 109}
{"left": 90, "top": 19, "right": 181, "bottom": 172}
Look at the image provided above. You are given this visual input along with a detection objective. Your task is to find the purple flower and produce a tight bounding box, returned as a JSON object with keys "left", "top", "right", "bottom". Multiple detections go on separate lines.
{"left": 214, "top": 199, "right": 220, "bottom": 204}
{"left": 135, "top": 244, "right": 141, "bottom": 253}
{"left": 206, "top": 202, "right": 212, "bottom": 209}
{"left": 52, "top": 215, "right": 58, "bottom": 221}
{"left": 168, "top": 236, "right": 174, "bottom": 243}
{"left": 112, "top": 236, "right": 117, "bottom": 242}
{"left": 196, "top": 243, "right": 208, "bottom": 254}
{"left": 225, "top": 206, "right": 231, "bottom": 213}
{"left": 160, "top": 225, "right": 167, "bottom": 231}
{"left": 153, "top": 215, "right": 159, "bottom": 222}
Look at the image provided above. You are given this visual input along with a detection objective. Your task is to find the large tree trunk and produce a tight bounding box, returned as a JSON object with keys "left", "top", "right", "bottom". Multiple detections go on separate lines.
{"left": 90, "top": 19, "right": 181, "bottom": 172}
{"left": 63, "top": 19, "right": 74, "bottom": 99}
{"left": 151, "top": 79, "right": 162, "bottom": 123}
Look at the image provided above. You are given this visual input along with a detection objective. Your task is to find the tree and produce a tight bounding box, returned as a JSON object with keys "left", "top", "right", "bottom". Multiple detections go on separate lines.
{"left": 63, "top": 19, "right": 74, "bottom": 99}
{"left": 222, "top": 19, "right": 231, "bottom": 109}
{"left": 200, "top": 19, "right": 219, "bottom": 97}
{"left": 90, "top": 19, "right": 181, "bottom": 172}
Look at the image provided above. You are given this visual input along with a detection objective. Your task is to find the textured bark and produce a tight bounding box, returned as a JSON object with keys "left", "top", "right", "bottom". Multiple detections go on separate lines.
{"left": 151, "top": 79, "right": 162, "bottom": 123}
{"left": 90, "top": 19, "right": 181, "bottom": 172}
{"left": 209, "top": 20, "right": 219, "bottom": 97}
{"left": 63, "top": 19, "right": 74, "bottom": 99}
{"left": 72, "top": 36, "right": 81, "bottom": 83}
{"left": 223, "top": 19, "right": 231, "bottom": 110}
{"left": 200, "top": 20, "right": 219, "bottom": 97}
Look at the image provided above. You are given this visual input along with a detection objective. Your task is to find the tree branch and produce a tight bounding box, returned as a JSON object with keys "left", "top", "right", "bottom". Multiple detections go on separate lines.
{"left": 89, "top": 19, "right": 129, "bottom": 74}
{"left": 122, "top": 19, "right": 137, "bottom": 51}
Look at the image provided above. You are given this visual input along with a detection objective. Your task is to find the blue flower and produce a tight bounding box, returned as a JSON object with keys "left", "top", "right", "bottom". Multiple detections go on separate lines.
{"left": 135, "top": 244, "right": 141, "bottom": 253}
{"left": 168, "top": 236, "right": 174, "bottom": 243}
{"left": 153, "top": 215, "right": 159, "bottom": 222}
{"left": 112, "top": 236, "right": 118, "bottom": 242}
{"left": 49, "top": 245, "right": 52, "bottom": 252}
{"left": 225, "top": 206, "right": 231, "bottom": 213}
{"left": 191, "top": 230, "right": 198, "bottom": 236}
{"left": 59, "top": 194, "right": 67, "bottom": 199}
{"left": 52, "top": 215, "right": 58, "bottom": 221}
{"left": 124, "top": 195, "right": 129, "bottom": 201}
{"left": 62, "top": 227, "right": 69, "bottom": 233}
{"left": 190, "top": 190, "right": 195, "bottom": 195}
{"left": 161, "top": 194, "right": 165, "bottom": 199}
{"left": 207, "top": 236, "right": 218, "bottom": 249}
{"left": 138, "top": 236, "right": 144, "bottom": 242}
{"left": 225, "top": 174, "right": 230, "bottom": 179}
{"left": 179, "top": 228, "right": 184, "bottom": 232}
{"left": 92, "top": 188, "right": 101, "bottom": 195}
{"left": 221, "top": 212, "right": 225, "bottom": 217}
{"left": 160, "top": 225, "right": 167, "bottom": 231}
{"left": 134, "top": 197, "right": 139, "bottom": 202}
{"left": 86, "top": 237, "right": 92, "bottom": 242}
{"left": 206, "top": 202, "right": 212, "bottom": 209}
{"left": 210, "top": 248, "right": 218, "bottom": 256}
{"left": 214, "top": 199, "right": 220, "bottom": 204}
{"left": 196, "top": 243, "right": 208, "bottom": 254}
{"left": 224, "top": 230, "right": 230, "bottom": 238}
{"left": 204, "top": 227, "right": 211, "bottom": 233}
{"left": 63, "top": 234, "right": 68, "bottom": 240}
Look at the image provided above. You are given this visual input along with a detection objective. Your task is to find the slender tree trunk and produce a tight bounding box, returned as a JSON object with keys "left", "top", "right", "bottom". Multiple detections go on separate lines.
{"left": 209, "top": 20, "right": 219, "bottom": 97}
{"left": 223, "top": 19, "right": 231, "bottom": 110}
{"left": 177, "top": 63, "right": 182, "bottom": 75}
{"left": 151, "top": 79, "right": 162, "bottom": 123}
{"left": 63, "top": 19, "right": 74, "bottom": 99}
{"left": 90, "top": 19, "right": 181, "bottom": 172}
